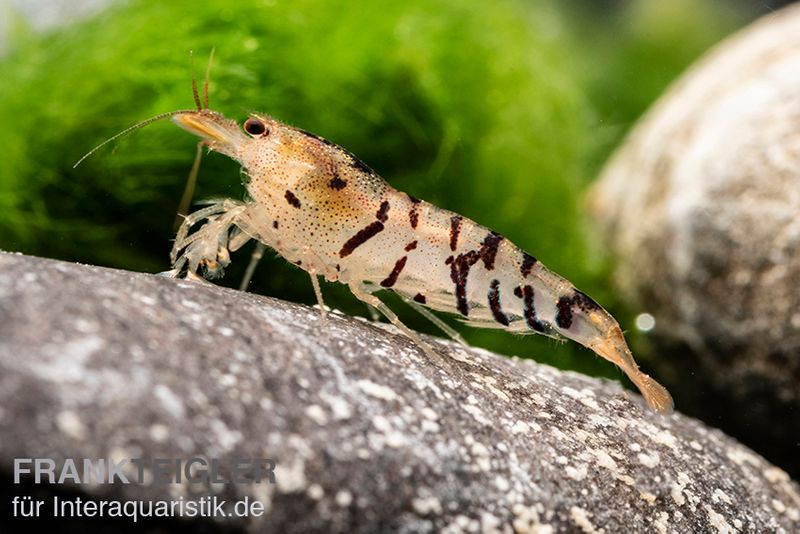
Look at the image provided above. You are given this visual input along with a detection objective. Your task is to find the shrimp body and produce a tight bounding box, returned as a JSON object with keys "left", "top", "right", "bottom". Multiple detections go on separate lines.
{"left": 170, "top": 109, "right": 673, "bottom": 414}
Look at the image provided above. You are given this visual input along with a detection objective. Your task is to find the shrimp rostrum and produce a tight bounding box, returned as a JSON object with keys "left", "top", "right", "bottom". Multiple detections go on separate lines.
{"left": 163, "top": 108, "right": 673, "bottom": 414}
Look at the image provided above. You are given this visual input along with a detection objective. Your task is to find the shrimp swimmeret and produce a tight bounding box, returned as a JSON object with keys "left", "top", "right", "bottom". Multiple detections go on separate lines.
{"left": 80, "top": 103, "right": 673, "bottom": 415}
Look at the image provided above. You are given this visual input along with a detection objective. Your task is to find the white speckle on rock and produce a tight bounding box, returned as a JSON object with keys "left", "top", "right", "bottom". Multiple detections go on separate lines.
{"left": 550, "top": 427, "right": 570, "bottom": 442}
{"left": 73, "top": 318, "right": 97, "bottom": 333}
{"left": 566, "top": 464, "right": 588, "bottom": 481}
{"left": 219, "top": 373, "right": 237, "bottom": 388}
{"left": 356, "top": 379, "right": 398, "bottom": 401}
{"left": 512, "top": 503, "right": 553, "bottom": 534}
{"left": 209, "top": 418, "right": 242, "bottom": 452}
{"left": 305, "top": 404, "right": 328, "bottom": 425}
{"left": 772, "top": 498, "right": 786, "bottom": 514}
{"left": 154, "top": 384, "right": 186, "bottom": 419}
{"left": 421, "top": 419, "right": 440, "bottom": 433}
{"left": 570, "top": 506, "right": 599, "bottom": 533}
{"left": 218, "top": 326, "right": 235, "bottom": 337}
{"left": 56, "top": 410, "right": 87, "bottom": 440}
{"left": 494, "top": 476, "right": 510, "bottom": 492}
{"left": 471, "top": 442, "right": 492, "bottom": 472}
{"left": 712, "top": 489, "right": 732, "bottom": 505}
{"left": 148, "top": 423, "right": 169, "bottom": 443}
{"left": 652, "top": 429, "right": 678, "bottom": 450}
{"left": 640, "top": 492, "right": 657, "bottom": 504}
{"left": 369, "top": 415, "right": 408, "bottom": 449}
{"left": 671, "top": 472, "right": 691, "bottom": 506}
{"left": 653, "top": 511, "right": 669, "bottom": 534}
{"left": 476, "top": 375, "right": 510, "bottom": 402}
{"left": 462, "top": 404, "right": 491, "bottom": 426}
{"left": 690, "top": 440, "right": 703, "bottom": 451}
{"left": 335, "top": 490, "right": 353, "bottom": 507}
{"left": 580, "top": 396, "right": 600, "bottom": 410}
{"left": 180, "top": 299, "right": 202, "bottom": 310}
{"left": 511, "top": 421, "right": 530, "bottom": 434}
{"left": 307, "top": 484, "right": 324, "bottom": 500}
{"left": 704, "top": 504, "right": 734, "bottom": 533}
{"left": 726, "top": 447, "right": 760, "bottom": 467}
{"left": 275, "top": 458, "right": 307, "bottom": 493}
{"left": 321, "top": 394, "right": 352, "bottom": 420}
{"left": 591, "top": 448, "right": 619, "bottom": 472}
{"left": 420, "top": 406, "right": 438, "bottom": 420}
{"left": 480, "top": 512, "right": 502, "bottom": 533}
{"left": 638, "top": 452, "right": 660, "bottom": 468}
{"left": 763, "top": 467, "right": 790, "bottom": 484}
{"left": 412, "top": 495, "right": 442, "bottom": 515}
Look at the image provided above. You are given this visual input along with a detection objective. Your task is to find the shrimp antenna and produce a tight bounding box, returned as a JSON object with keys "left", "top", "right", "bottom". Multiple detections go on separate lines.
{"left": 190, "top": 50, "right": 202, "bottom": 111}
{"left": 203, "top": 47, "right": 215, "bottom": 110}
{"left": 72, "top": 109, "right": 196, "bottom": 168}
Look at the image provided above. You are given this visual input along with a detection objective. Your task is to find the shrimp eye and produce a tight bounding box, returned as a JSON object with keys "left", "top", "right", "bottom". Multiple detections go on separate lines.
{"left": 244, "top": 117, "right": 268, "bottom": 137}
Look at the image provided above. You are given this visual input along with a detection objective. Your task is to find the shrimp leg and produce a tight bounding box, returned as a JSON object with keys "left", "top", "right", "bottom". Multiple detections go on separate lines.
{"left": 239, "top": 242, "right": 266, "bottom": 291}
{"left": 349, "top": 283, "right": 447, "bottom": 366}
{"left": 309, "top": 273, "right": 327, "bottom": 319}
{"left": 403, "top": 297, "right": 467, "bottom": 346}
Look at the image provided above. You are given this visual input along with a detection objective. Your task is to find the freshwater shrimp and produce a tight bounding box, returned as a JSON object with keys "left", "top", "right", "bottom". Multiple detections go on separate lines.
{"left": 76, "top": 89, "right": 673, "bottom": 414}
{"left": 157, "top": 107, "right": 672, "bottom": 415}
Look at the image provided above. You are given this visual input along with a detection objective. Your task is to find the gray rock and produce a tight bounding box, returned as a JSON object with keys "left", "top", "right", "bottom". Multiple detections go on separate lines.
{"left": 0, "top": 251, "right": 799, "bottom": 533}
{"left": 588, "top": 5, "right": 800, "bottom": 478}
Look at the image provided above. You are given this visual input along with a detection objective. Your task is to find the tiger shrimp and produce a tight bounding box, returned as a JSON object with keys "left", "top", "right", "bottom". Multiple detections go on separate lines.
{"left": 152, "top": 107, "right": 674, "bottom": 415}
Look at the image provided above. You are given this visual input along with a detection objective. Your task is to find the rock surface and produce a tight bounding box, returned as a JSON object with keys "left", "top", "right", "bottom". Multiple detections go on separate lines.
{"left": 588, "top": 4, "right": 800, "bottom": 477}
{"left": 0, "top": 252, "right": 799, "bottom": 533}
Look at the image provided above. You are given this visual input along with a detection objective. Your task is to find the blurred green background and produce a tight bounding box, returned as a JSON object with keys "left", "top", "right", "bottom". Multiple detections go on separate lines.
{"left": 0, "top": 0, "right": 779, "bottom": 384}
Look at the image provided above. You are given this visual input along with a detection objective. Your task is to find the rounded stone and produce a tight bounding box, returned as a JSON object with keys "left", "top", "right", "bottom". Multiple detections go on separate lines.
{"left": 589, "top": 5, "right": 800, "bottom": 478}
{"left": 1, "top": 252, "right": 799, "bottom": 532}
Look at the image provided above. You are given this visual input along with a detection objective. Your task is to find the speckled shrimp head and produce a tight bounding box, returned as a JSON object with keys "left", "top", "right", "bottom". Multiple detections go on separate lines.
{"left": 161, "top": 107, "right": 673, "bottom": 414}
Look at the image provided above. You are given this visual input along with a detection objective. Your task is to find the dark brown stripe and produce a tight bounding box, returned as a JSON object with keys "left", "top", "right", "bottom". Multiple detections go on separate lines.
{"left": 409, "top": 209, "right": 419, "bottom": 229}
{"left": 379, "top": 256, "right": 407, "bottom": 287}
{"left": 297, "top": 128, "right": 336, "bottom": 147}
{"left": 404, "top": 240, "right": 418, "bottom": 252}
{"left": 479, "top": 232, "right": 503, "bottom": 270}
{"left": 556, "top": 290, "right": 602, "bottom": 329}
{"left": 413, "top": 293, "right": 426, "bottom": 304}
{"left": 285, "top": 190, "right": 301, "bottom": 208}
{"left": 329, "top": 173, "right": 347, "bottom": 190}
{"left": 520, "top": 252, "right": 537, "bottom": 278}
{"left": 513, "top": 286, "right": 523, "bottom": 298}
{"left": 488, "top": 279, "right": 509, "bottom": 326}
{"left": 376, "top": 200, "right": 390, "bottom": 222}
{"left": 406, "top": 195, "right": 421, "bottom": 229}
{"left": 573, "top": 290, "right": 602, "bottom": 312}
{"left": 521, "top": 285, "right": 546, "bottom": 333}
{"left": 349, "top": 155, "right": 374, "bottom": 174}
{"left": 556, "top": 296, "right": 573, "bottom": 329}
{"left": 449, "top": 250, "right": 480, "bottom": 316}
{"left": 449, "top": 216, "right": 463, "bottom": 251}
{"left": 339, "top": 221, "right": 385, "bottom": 257}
